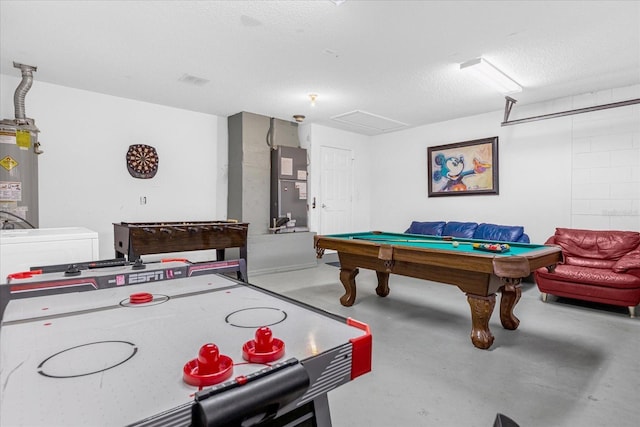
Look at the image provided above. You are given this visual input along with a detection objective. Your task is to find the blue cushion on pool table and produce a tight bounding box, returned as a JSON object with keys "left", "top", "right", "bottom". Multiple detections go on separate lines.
{"left": 474, "top": 223, "right": 527, "bottom": 243}
{"left": 442, "top": 222, "right": 478, "bottom": 238}
{"left": 405, "top": 221, "right": 446, "bottom": 236}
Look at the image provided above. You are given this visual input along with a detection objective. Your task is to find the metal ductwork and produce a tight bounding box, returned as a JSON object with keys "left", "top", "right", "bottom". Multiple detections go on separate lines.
{"left": 14, "top": 63, "right": 37, "bottom": 122}
{"left": 0, "top": 62, "right": 42, "bottom": 229}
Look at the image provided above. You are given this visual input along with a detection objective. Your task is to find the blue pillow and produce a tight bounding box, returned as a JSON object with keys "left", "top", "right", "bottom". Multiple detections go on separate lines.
{"left": 474, "top": 223, "right": 525, "bottom": 243}
{"left": 442, "top": 222, "right": 478, "bottom": 238}
{"left": 405, "top": 221, "right": 446, "bottom": 236}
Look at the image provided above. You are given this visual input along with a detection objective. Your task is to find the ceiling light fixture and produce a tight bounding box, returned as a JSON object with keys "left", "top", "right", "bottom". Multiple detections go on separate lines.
{"left": 460, "top": 58, "right": 522, "bottom": 94}
{"left": 293, "top": 115, "right": 306, "bottom": 123}
{"left": 309, "top": 94, "right": 318, "bottom": 107}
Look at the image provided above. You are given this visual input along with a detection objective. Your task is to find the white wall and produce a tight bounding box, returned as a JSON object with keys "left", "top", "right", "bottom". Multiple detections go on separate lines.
{"left": 368, "top": 85, "right": 640, "bottom": 243}
{"left": 570, "top": 88, "right": 640, "bottom": 230}
{"left": 0, "top": 75, "right": 226, "bottom": 258}
{"left": 3, "top": 73, "right": 637, "bottom": 258}
{"left": 215, "top": 115, "right": 229, "bottom": 219}
{"left": 296, "top": 85, "right": 639, "bottom": 244}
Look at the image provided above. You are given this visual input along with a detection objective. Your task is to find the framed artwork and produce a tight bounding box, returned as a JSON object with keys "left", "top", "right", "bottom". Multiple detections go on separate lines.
{"left": 427, "top": 137, "right": 498, "bottom": 197}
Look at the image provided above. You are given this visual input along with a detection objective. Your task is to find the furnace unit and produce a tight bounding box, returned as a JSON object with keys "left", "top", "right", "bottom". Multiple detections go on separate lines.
{"left": 270, "top": 146, "right": 308, "bottom": 231}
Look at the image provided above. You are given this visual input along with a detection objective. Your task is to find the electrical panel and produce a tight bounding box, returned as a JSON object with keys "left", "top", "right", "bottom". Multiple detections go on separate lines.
{"left": 270, "top": 146, "right": 308, "bottom": 230}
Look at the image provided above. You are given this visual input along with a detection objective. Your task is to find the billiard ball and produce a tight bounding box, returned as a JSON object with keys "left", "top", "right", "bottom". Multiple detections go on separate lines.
{"left": 452, "top": 241, "right": 459, "bottom": 248}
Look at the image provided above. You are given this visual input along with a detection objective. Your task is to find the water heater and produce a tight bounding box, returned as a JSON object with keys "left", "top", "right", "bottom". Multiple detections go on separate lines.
{"left": 0, "top": 62, "right": 42, "bottom": 229}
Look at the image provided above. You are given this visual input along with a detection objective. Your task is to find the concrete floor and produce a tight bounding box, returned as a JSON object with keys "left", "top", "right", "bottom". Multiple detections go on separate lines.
{"left": 250, "top": 263, "right": 640, "bottom": 427}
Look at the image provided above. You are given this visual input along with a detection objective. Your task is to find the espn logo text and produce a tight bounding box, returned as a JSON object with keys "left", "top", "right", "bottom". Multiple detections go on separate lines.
{"left": 128, "top": 269, "right": 174, "bottom": 284}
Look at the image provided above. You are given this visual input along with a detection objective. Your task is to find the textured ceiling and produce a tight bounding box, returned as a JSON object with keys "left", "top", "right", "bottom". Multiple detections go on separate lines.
{"left": 1, "top": 0, "right": 639, "bottom": 135}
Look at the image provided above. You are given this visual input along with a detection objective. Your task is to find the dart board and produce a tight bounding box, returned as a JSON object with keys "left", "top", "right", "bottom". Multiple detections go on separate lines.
{"left": 126, "top": 144, "right": 159, "bottom": 179}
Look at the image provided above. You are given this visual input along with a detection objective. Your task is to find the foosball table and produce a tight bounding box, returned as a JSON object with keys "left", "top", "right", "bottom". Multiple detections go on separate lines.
{"left": 113, "top": 221, "right": 249, "bottom": 271}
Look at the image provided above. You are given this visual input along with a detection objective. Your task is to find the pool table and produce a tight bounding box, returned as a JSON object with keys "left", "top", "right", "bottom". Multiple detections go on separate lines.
{"left": 314, "top": 231, "right": 562, "bottom": 349}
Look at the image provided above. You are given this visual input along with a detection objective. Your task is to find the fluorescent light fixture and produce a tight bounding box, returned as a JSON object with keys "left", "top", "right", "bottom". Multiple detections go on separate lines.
{"left": 460, "top": 58, "right": 522, "bottom": 94}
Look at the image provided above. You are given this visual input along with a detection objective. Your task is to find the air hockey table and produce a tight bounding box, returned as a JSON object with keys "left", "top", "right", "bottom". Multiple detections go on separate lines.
{"left": 0, "top": 260, "right": 372, "bottom": 427}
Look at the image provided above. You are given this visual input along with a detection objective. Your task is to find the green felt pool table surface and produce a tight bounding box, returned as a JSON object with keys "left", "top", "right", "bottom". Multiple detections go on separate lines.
{"left": 314, "top": 231, "right": 563, "bottom": 349}
{"left": 328, "top": 231, "right": 549, "bottom": 256}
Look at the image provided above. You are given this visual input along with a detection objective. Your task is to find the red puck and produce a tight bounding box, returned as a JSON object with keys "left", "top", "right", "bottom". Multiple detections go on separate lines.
{"left": 129, "top": 292, "right": 153, "bottom": 304}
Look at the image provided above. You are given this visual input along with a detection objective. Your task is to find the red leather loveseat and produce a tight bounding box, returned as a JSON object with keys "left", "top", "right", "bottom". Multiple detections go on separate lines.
{"left": 534, "top": 228, "right": 640, "bottom": 317}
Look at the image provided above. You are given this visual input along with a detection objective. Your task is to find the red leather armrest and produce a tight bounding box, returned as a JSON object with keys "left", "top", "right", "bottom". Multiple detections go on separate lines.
{"left": 612, "top": 246, "right": 640, "bottom": 273}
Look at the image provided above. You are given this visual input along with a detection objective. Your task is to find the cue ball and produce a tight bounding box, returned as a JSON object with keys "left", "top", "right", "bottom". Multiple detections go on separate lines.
{"left": 452, "top": 242, "right": 459, "bottom": 248}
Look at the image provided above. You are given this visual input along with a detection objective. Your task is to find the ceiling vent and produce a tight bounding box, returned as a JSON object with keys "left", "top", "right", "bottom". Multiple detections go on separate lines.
{"left": 178, "top": 74, "right": 210, "bottom": 86}
{"left": 331, "top": 110, "right": 408, "bottom": 134}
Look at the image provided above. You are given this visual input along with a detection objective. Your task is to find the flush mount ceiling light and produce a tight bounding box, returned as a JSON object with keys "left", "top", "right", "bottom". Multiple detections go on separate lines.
{"left": 460, "top": 58, "right": 522, "bottom": 94}
{"left": 293, "top": 115, "right": 306, "bottom": 123}
{"left": 309, "top": 94, "right": 318, "bottom": 106}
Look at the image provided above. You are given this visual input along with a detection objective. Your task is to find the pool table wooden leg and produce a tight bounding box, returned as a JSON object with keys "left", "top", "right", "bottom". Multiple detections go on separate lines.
{"left": 466, "top": 294, "right": 496, "bottom": 349}
{"left": 339, "top": 267, "right": 359, "bottom": 306}
{"left": 375, "top": 271, "right": 390, "bottom": 297}
{"left": 499, "top": 279, "right": 522, "bottom": 330}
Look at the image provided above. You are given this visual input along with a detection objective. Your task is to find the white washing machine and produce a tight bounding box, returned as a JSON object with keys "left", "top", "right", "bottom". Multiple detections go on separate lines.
{"left": 0, "top": 227, "right": 99, "bottom": 282}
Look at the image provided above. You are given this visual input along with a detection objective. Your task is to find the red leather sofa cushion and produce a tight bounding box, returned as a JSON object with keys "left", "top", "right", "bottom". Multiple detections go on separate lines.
{"left": 536, "top": 264, "right": 640, "bottom": 289}
{"left": 535, "top": 275, "right": 640, "bottom": 307}
{"left": 564, "top": 256, "right": 616, "bottom": 269}
{"left": 553, "top": 228, "right": 640, "bottom": 260}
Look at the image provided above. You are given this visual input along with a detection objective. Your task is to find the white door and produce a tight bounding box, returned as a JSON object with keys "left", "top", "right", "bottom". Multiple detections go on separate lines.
{"left": 319, "top": 146, "right": 353, "bottom": 235}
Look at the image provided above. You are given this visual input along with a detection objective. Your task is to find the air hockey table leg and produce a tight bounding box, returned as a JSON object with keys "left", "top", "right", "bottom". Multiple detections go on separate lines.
{"left": 238, "top": 258, "right": 248, "bottom": 282}
{"left": 313, "top": 394, "right": 332, "bottom": 427}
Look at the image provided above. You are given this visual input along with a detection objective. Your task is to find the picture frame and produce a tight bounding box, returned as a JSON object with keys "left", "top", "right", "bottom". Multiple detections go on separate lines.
{"left": 427, "top": 137, "right": 498, "bottom": 197}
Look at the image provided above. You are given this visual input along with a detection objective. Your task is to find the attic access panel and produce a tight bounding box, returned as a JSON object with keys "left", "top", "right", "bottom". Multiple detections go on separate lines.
{"left": 331, "top": 110, "right": 408, "bottom": 134}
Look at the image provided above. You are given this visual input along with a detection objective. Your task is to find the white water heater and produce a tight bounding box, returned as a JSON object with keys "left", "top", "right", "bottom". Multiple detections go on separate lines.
{"left": 0, "top": 62, "right": 42, "bottom": 229}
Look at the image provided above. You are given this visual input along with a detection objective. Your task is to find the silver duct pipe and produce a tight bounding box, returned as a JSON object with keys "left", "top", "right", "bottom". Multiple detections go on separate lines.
{"left": 13, "top": 62, "right": 38, "bottom": 124}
